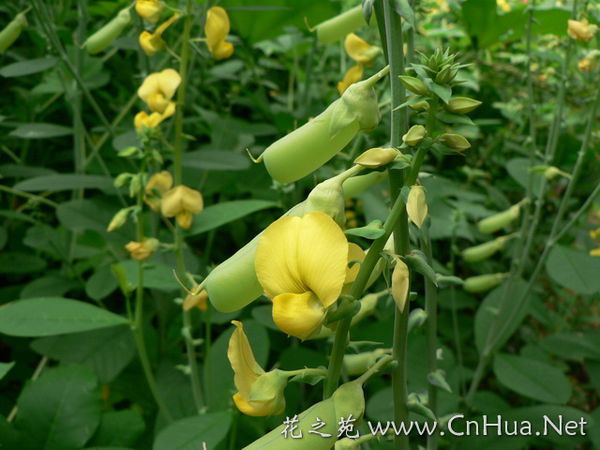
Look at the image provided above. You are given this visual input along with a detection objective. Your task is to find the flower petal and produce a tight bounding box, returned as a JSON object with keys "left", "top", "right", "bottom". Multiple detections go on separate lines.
{"left": 296, "top": 211, "right": 348, "bottom": 308}
{"left": 272, "top": 292, "right": 324, "bottom": 340}
{"left": 205, "top": 6, "right": 230, "bottom": 49}
{"left": 345, "top": 242, "right": 365, "bottom": 284}
{"left": 337, "top": 64, "right": 363, "bottom": 95}
{"left": 137, "top": 72, "right": 160, "bottom": 103}
{"left": 157, "top": 68, "right": 181, "bottom": 100}
{"left": 233, "top": 392, "right": 284, "bottom": 417}
{"left": 227, "top": 321, "right": 264, "bottom": 399}
{"left": 255, "top": 216, "right": 305, "bottom": 297}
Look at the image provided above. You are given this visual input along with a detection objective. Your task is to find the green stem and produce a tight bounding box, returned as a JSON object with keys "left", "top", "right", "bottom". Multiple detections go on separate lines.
{"left": 356, "top": 355, "right": 394, "bottom": 385}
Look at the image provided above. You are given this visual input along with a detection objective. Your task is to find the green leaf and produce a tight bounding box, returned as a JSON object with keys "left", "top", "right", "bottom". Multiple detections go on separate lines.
{"left": 86, "top": 266, "right": 119, "bottom": 301}
{"left": 0, "top": 57, "right": 58, "bottom": 78}
{"left": 506, "top": 158, "right": 543, "bottom": 198}
{"left": 15, "top": 365, "right": 101, "bottom": 450}
{"left": 0, "top": 298, "right": 128, "bottom": 337}
{"left": 545, "top": 245, "right": 600, "bottom": 295}
{"left": 344, "top": 220, "right": 385, "bottom": 239}
{"left": 493, "top": 353, "right": 572, "bottom": 404}
{"left": 20, "top": 275, "right": 79, "bottom": 299}
{"left": 9, "top": 123, "right": 73, "bottom": 139}
{"left": 0, "top": 252, "right": 46, "bottom": 274}
{"left": 429, "top": 82, "right": 452, "bottom": 103}
{"left": 0, "top": 361, "right": 15, "bottom": 381}
{"left": 538, "top": 332, "right": 600, "bottom": 362}
{"left": 183, "top": 150, "right": 250, "bottom": 171}
{"left": 112, "top": 261, "right": 180, "bottom": 292}
{"left": 31, "top": 325, "right": 135, "bottom": 383}
{"left": 393, "top": 0, "right": 415, "bottom": 27}
{"left": 89, "top": 410, "right": 145, "bottom": 448}
{"left": 187, "top": 200, "right": 278, "bottom": 236}
{"left": 153, "top": 411, "right": 232, "bottom": 450}
{"left": 14, "top": 174, "right": 115, "bottom": 193}
{"left": 57, "top": 199, "right": 115, "bottom": 233}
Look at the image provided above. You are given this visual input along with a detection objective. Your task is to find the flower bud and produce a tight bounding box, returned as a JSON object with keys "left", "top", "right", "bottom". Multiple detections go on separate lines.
{"left": 567, "top": 19, "right": 598, "bottom": 43}
{"left": 447, "top": 97, "right": 482, "bottom": 114}
{"left": 399, "top": 75, "right": 429, "bottom": 96}
{"left": 464, "top": 273, "right": 508, "bottom": 293}
{"left": 183, "top": 288, "right": 209, "bottom": 311}
{"left": 402, "top": 124, "right": 427, "bottom": 146}
{"left": 125, "top": 238, "right": 159, "bottom": 261}
{"left": 354, "top": 147, "right": 399, "bottom": 168}
{"left": 135, "top": 0, "right": 163, "bottom": 23}
{"left": 409, "top": 98, "right": 430, "bottom": 112}
{"left": 392, "top": 258, "right": 410, "bottom": 312}
{"left": 439, "top": 133, "right": 471, "bottom": 151}
{"left": 315, "top": 6, "right": 367, "bottom": 44}
{"left": 107, "top": 208, "right": 129, "bottom": 232}
{"left": 83, "top": 8, "right": 131, "bottom": 55}
{"left": 114, "top": 172, "right": 132, "bottom": 188}
{"left": 477, "top": 204, "right": 521, "bottom": 234}
{"left": 0, "top": 10, "right": 28, "bottom": 52}
{"left": 406, "top": 185, "right": 428, "bottom": 228}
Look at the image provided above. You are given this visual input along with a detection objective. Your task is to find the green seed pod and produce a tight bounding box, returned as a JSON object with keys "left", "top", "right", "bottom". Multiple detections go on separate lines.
{"left": 0, "top": 10, "right": 28, "bottom": 52}
{"left": 342, "top": 171, "right": 386, "bottom": 200}
{"left": 245, "top": 382, "right": 364, "bottom": 449}
{"left": 464, "top": 273, "right": 507, "bottom": 293}
{"left": 260, "top": 75, "right": 382, "bottom": 184}
{"left": 447, "top": 97, "right": 482, "bottom": 114}
{"left": 83, "top": 8, "right": 131, "bottom": 55}
{"left": 402, "top": 124, "right": 427, "bottom": 146}
{"left": 343, "top": 349, "right": 387, "bottom": 376}
{"left": 477, "top": 204, "right": 521, "bottom": 234}
{"left": 315, "top": 6, "right": 367, "bottom": 44}
{"left": 439, "top": 133, "right": 471, "bottom": 151}
{"left": 399, "top": 75, "right": 429, "bottom": 96}
{"left": 462, "top": 238, "right": 504, "bottom": 263}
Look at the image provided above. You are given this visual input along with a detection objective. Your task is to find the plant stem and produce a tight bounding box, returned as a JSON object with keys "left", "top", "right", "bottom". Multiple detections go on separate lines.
{"left": 356, "top": 355, "right": 394, "bottom": 385}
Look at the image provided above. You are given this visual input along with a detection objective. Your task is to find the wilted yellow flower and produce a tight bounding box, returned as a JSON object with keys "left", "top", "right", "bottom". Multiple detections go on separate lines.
{"left": 255, "top": 211, "right": 363, "bottom": 340}
{"left": 161, "top": 185, "right": 204, "bottom": 229}
{"left": 337, "top": 64, "right": 363, "bottom": 95}
{"left": 406, "top": 185, "right": 428, "bottom": 228}
{"left": 391, "top": 258, "right": 409, "bottom": 312}
{"left": 344, "top": 33, "right": 380, "bottom": 65}
{"left": 228, "top": 321, "right": 287, "bottom": 416}
{"left": 205, "top": 7, "right": 234, "bottom": 60}
{"left": 183, "top": 288, "right": 209, "bottom": 311}
{"left": 138, "top": 68, "right": 181, "bottom": 114}
{"left": 567, "top": 19, "right": 598, "bottom": 43}
{"left": 125, "top": 238, "right": 159, "bottom": 261}
{"left": 139, "top": 13, "right": 180, "bottom": 56}
{"left": 144, "top": 171, "right": 173, "bottom": 211}
{"left": 135, "top": 0, "right": 163, "bottom": 23}
{"left": 134, "top": 108, "right": 175, "bottom": 131}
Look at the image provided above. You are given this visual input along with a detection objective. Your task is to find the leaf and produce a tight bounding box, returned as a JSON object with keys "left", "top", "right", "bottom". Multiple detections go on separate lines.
{"left": 89, "top": 410, "right": 145, "bottom": 448}
{"left": 538, "top": 332, "right": 600, "bottom": 362}
{"left": 429, "top": 82, "right": 452, "bottom": 103}
{"left": 57, "top": 199, "right": 115, "bottom": 233}
{"left": 187, "top": 200, "right": 278, "bottom": 236}
{"left": 0, "top": 252, "right": 46, "bottom": 274}
{"left": 153, "top": 411, "right": 232, "bottom": 450}
{"left": 14, "top": 174, "right": 115, "bottom": 193}
{"left": 0, "top": 57, "right": 58, "bottom": 78}
{"left": 506, "top": 158, "right": 543, "bottom": 198}
{"left": 15, "top": 365, "right": 101, "bottom": 450}
{"left": 31, "top": 325, "right": 135, "bottom": 383}
{"left": 86, "top": 266, "right": 119, "bottom": 301}
{"left": 493, "top": 353, "right": 572, "bottom": 404}
{"left": 112, "top": 261, "right": 180, "bottom": 292}
{"left": 183, "top": 150, "right": 250, "bottom": 171}
{"left": 0, "top": 297, "right": 128, "bottom": 337}
{"left": 344, "top": 220, "right": 385, "bottom": 239}
{"left": 9, "top": 123, "right": 73, "bottom": 139}
{"left": 0, "top": 361, "right": 15, "bottom": 381}
{"left": 20, "top": 275, "right": 79, "bottom": 299}
{"left": 427, "top": 369, "right": 452, "bottom": 393}
{"left": 393, "top": 0, "right": 415, "bottom": 27}
{"left": 545, "top": 245, "right": 600, "bottom": 294}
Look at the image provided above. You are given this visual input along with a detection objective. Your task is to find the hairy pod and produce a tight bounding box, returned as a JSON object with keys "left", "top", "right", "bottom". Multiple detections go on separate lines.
{"left": 83, "top": 8, "right": 131, "bottom": 55}
{"left": 477, "top": 204, "right": 520, "bottom": 234}
{"left": 315, "top": 6, "right": 367, "bottom": 44}
{"left": 0, "top": 11, "right": 28, "bottom": 52}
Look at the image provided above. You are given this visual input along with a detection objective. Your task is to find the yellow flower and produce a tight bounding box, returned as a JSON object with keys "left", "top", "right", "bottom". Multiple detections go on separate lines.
{"left": 205, "top": 7, "right": 234, "bottom": 60}
{"left": 139, "top": 13, "right": 180, "bottom": 56}
{"left": 161, "top": 185, "right": 204, "bottom": 229}
{"left": 337, "top": 64, "right": 363, "bottom": 95}
{"left": 228, "top": 321, "right": 286, "bottom": 416}
{"left": 137, "top": 68, "right": 181, "bottom": 114}
{"left": 590, "top": 228, "right": 600, "bottom": 240}
{"left": 183, "top": 288, "right": 209, "bottom": 311}
{"left": 590, "top": 248, "right": 600, "bottom": 256}
{"left": 497, "top": 0, "right": 511, "bottom": 12}
{"left": 144, "top": 171, "right": 173, "bottom": 211}
{"left": 255, "top": 211, "right": 362, "bottom": 340}
{"left": 568, "top": 19, "right": 598, "bottom": 43}
{"left": 135, "top": 0, "right": 163, "bottom": 23}
{"left": 344, "top": 33, "right": 379, "bottom": 65}
{"left": 125, "top": 238, "right": 159, "bottom": 261}
{"left": 134, "top": 106, "right": 175, "bottom": 131}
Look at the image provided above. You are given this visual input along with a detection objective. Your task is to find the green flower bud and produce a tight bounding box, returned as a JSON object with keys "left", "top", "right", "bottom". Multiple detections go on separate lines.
{"left": 408, "top": 97, "right": 430, "bottom": 112}
{"left": 114, "top": 172, "right": 132, "bottom": 188}
{"left": 399, "top": 75, "right": 429, "bottom": 96}
{"left": 477, "top": 204, "right": 521, "bottom": 234}
{"left": 439, "top": 133, "right": 471, "bottom": 151}
{"left": 543, "top": 166, "right": 561, "bottom": 180}
{"left": 83, "top": 8, "right": 131, "bottom": 55}
{"left": 464, "top": 273, "right": 508, "bottom": 293}
{"left": 447, "top": 97, "right": 482, "bottom": 114}
{"left": 435, "top": 65, "right": 456, "bottom": 84}
{"left": 315, "top": 6, "right": 368, "bottom": 44}
{"left": 107, "top": 208, "right": 129, "bottom": 232}
{"left": 402, "top": 125, "right": 427, "bottom": 146}
{"left": 354, "top": 147, "right": 399, "bottom": 168}
{"left": 0, "top": 10, "right": 28, "bottom": 52}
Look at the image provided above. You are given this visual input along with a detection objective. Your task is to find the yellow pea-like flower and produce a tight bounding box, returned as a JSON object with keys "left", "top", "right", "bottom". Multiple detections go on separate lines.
{"left": 590, "top": 248, "right": 600, "bottom": 257}
{"left": 139, "top": 13, "right": 180, "bottom": 56}
{"left": 337, "top": 64, "right": 363, "bottom": 95}
{"left": 183, "top": 288, "right": 209, "bottom": 311}
{"left": 135, "top": 0, "right": 163, "bottom": 23}
{"left": 144, "top": 170, "right": 173, "bottom": 211}
{"left": 255, "top": 211, "right": 362, "bottom": 340}
{"left": 567, "top": 19, "right": 598, "bottom": 43}
{"left": 137, "top": 68, "right": 181, "bottom": 114}
{"left": 161, "top": 185, "right": 204, "bottom": 229}
{"left": 344, "top": 33, "right": 380, "bottom": 65}
{"left": 406, "top": 185, "right": 428, "bottom": 228}
{"left": 125, "top": 237, "right": 159, "bottom": 261}
{"left": 228, "top": 321, "right": 287, "bottom": 416}
{"left": 205, "top": 6, "right": 234, "bottom": 60}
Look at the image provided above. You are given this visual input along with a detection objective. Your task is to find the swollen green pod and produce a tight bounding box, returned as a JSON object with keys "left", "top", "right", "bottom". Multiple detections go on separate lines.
{"left": 83, "top": 8, "right": 131, "bottom": 55}
{"left": 244, "top": 381, "right": 364, "bottom": 449}
{"left": 205, "top": 168, "right": 360, "bottom": 312}
{"left": 342, "top": 171, "right": 386, "bottom": 200}
{"left": 259, "top": 69, "right": 387, "bottom": 184}
{"left": 0, "top": 10, "right": 28, "bottom": 52}
{"left": 315, "top": 6, "right": 367, "bottom": 44}
{"left": 462, "top": 235, "right": 511, "bottom": 263}
{"left": 477, "top": 204, "right": 520, "bottom": 234}
{"left": 464, "top": 273, "right": 507, "bottom": 293}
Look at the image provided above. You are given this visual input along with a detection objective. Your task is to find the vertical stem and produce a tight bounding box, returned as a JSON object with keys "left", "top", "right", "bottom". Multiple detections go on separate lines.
{"left": 172, "top": 0, "right": 205, "bottom": 412}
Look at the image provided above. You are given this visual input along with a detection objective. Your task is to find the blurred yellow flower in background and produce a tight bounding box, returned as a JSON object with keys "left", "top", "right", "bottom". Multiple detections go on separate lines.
{"left": 205, "top": 6, "right": 234, "bottom": 60}
{"left": 568, "top": 19, "right": 598, "bottom": 43}
{"left": 125, "top": 238, "right": 159, "bottom": 261}
{"left": 161, "top": 185, "right": 203, "bottom": 229}
{"left": 139, "top": 13, "right": 180, "bottom": 56}
{"left": 135, "top": 0, "right": 163, "bottom": 23}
